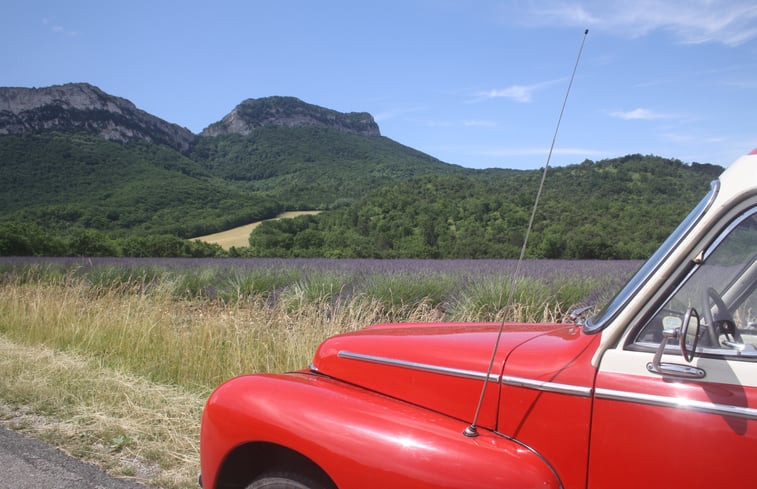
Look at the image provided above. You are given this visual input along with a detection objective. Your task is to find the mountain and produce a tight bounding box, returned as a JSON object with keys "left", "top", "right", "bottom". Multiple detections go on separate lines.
{"left": 192, "top": 96, "right": 466, "bottom": 207}
{"left": 0, "top": 83, "right": 465, "bottom": 255}
{"left": 0, "top": 83, "right": 724, "bottom": 259}
{"left": 201, "top": 96, "right": 380, "bottom": 137}
{"left": 0, "top": 83, "right": 195, "bottom": 153}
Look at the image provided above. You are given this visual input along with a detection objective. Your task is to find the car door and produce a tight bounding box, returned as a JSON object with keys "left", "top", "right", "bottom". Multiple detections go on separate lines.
{"left": 588, "top": 206, "right": 757, "bottom": 489}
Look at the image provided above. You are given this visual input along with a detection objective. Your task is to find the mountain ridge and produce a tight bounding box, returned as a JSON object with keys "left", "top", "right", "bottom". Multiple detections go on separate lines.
{"left": 0, "top": 83, "right": 383, "bottom": 152}
{"left": 0, "top": 83, "right": 196, "bottom": 153}
{"left": 201, "top": 96, "right": 380, "bottom": 137}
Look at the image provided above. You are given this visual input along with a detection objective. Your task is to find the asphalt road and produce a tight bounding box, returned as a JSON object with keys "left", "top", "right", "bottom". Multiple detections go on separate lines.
{"left": 0, "top": 426, "right": 156, "bottom": 489}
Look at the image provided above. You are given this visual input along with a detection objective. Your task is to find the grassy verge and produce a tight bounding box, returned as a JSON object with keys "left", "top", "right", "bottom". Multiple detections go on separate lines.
{"left": 0, "top": 336, "right": 202, "bottom": 488}
{"left": 0, "top": 277, "right": 466, "bottom": 488}
{"left": 0, "top": 278, "right": 416, "bottom": 390}
{"left": 0, "top": 260, "right": 636, "bottom": 488}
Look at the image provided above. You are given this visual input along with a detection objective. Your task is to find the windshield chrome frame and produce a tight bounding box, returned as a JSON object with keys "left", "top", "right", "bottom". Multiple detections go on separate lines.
{"left": 584, "top": 180, "right": 720, "bottom": 334}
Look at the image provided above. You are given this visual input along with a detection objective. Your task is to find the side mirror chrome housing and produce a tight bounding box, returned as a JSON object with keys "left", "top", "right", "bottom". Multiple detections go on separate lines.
{"left": 647, "top": 308, "right": 706, "bottom": 379}
{"left": 681, "top": 307, "right": 701, "bottom": 362}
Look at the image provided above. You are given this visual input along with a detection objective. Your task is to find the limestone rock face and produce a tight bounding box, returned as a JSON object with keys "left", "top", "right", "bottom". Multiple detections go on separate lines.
{"left": 202, "top": 96, "right": 380, "bottom": 137}
{"left": 0, "top": 83, "right": 195, "bottom": 152}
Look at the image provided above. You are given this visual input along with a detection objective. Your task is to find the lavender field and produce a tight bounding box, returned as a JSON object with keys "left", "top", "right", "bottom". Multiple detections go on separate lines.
{"left": 0, "top": 257, "right": 640, "bottom": 316}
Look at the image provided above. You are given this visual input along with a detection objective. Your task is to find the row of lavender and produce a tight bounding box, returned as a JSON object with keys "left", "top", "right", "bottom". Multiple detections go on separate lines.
{"left": 0, "top": 257, "right": 641, "bottom": 319}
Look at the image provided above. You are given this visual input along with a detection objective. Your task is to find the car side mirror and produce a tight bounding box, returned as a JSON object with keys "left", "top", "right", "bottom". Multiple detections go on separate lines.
{"left": 681, "top": 307, "right": 700, "bottom": 362}
{"left": 647, "top": 307, "right": 705, "bottom": 379}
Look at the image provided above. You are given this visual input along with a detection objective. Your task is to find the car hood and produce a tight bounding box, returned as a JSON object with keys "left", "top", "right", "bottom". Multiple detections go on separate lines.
{"left": 311, "top": 321, "right": 573, "bottom": 430}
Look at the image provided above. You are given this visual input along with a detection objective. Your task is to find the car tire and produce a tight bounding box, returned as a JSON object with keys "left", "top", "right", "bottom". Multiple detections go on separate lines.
{"left": 246, "top": 472, "right": 329, "bottom": 489}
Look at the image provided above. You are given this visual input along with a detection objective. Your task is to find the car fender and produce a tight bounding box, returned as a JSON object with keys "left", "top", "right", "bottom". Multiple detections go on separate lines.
{"left": 201, "top": 372, "right": 562, "bottom": 489}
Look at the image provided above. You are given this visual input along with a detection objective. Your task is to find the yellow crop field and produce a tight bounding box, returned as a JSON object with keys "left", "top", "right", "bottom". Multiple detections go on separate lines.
{"left": 193, "top": 211, "right": 320, "bottom": 249}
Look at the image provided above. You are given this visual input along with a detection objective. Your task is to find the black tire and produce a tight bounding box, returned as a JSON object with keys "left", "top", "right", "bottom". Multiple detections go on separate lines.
{"left": 246, "top": 471, "right": 330, "bottom": 489}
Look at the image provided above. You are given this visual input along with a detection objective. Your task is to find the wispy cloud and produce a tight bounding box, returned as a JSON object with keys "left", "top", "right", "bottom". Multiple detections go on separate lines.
{"left": 609, "top": 108, "right": 676, "bottom": 120}
{"left": 476, "top": 79, "right": 563, "bottom": 103}
{"left": 373, "top": 106, "right": 424, "bottom": 122}
{"left": 43, "top": 17, "right": 78, "bottom": 37}
{"left": 662, "top": 132, "right": 727, "bottom": 144}
{"left": 525, "top": 1, "right": 757, "bottom": 46}
{"left": 423, "top": 119, "right": 454, "bottom": 128}
{"left": 478, "top": 146, "right": 607, "bottom": 157}
{"left": 722, "top": 80, "right": 757, "bottom": 89}
{"left": 463, "top": 119, "right": 497, "bottom": 127}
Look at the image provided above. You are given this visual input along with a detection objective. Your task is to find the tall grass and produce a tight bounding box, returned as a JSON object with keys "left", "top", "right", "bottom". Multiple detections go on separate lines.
{"left": 0, "top": 259, "right": 636, "bottom": 392}
{"left": 2, "top": 278, "right": 344, "bottom": 392}
{"left": 0, "top": 258, "right": 638, "bottom": 488}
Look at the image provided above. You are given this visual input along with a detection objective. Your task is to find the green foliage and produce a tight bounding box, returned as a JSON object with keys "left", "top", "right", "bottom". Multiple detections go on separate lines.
{"left": 0, "top": 223, "right": 67, "bottom": 256}
{"left": 0, "top": 133, "right": 283, "bottom": 239}
{"left": 0, "top": 126, "right": 722, "bottom": 259}
{"left": 246, "top": 155, "right": 719, "bottom": 259}
{"left": 119, "top": 235, "right": 225, "bottom": 258}
{"left": 0, "top": 224, "right": 224, "bottom": 258}
{"left": 190, "top": 126, "right": 466, "bottom": 208}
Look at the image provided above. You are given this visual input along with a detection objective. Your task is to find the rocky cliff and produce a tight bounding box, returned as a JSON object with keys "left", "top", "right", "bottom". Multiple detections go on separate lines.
{"left": 0, "top": 85, "right": 382, "bottom": 151}
{"left": 201, "top": 96, "right": 380, "bottom": 137}
{"left": 0, "top": 83, "right": 195, "bottom": 153}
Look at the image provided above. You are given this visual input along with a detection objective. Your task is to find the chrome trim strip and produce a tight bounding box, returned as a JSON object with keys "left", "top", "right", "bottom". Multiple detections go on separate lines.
{"left": 595, "top": 387, "right": 757, "bottom": 420}
{"left": 337, "top": 351, "right": 500, "bottom": 382}
{"left": 500, "top": 375, "right": 593, "bottom": 397}
{"left": 337, "top": 351, "right": 593, "bottom": 397}
{"left": 493, "top": 431, "right": 565, "bottom": 489}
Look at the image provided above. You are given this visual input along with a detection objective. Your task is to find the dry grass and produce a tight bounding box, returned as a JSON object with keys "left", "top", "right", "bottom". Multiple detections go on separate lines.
{"left": 0, "top": 278, "right": 425, "bottom": 390}
{"left": 0, "top": 276, "right": 457, "bottom": 487}
{"left": 0, "top": 336, "right": 203, "bottom": 489}
{"left": 1, "top": 274, "right": 563, "bottom": 392}
{"left": 0, "top": 271, "right": 578, "bottom": 488}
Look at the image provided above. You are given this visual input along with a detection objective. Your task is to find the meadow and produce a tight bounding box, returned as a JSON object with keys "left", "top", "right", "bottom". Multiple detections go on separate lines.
{"left": 0, "top": 257, "right": 640, "bottom": 488}
{"left": 193, "top": 211, "right": 321, "bottom": 250}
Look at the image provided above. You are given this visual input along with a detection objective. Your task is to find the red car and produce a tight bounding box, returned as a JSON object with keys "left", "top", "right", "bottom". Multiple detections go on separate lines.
{"left": 200, "top": 151, "right": 756, "bottom": 489}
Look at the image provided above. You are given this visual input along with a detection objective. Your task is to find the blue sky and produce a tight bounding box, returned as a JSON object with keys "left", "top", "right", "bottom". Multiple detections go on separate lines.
{"left": 3, "top": 1, "right": 756, "bottom": 169}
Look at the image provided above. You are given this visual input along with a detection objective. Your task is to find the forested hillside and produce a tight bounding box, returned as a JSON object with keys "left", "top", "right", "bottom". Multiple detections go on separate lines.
{"left": 0, "top": 131, "right": 721, "bottom": 259}
{"left": 190, "top": 126, "right": 465, "bottom": 208}
{"left": 0, "top": 133, "right": 282, "bottom": 256}
{"left": 246, "top": 155, "right": 721, "bottom": 259}
{"left": 0, "top": 133, "right": 283, "bottom": 236}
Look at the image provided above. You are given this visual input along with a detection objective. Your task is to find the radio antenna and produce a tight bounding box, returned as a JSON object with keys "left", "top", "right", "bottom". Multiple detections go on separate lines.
{"left": 464, "top": 28, "right": 589, "bottom": 438}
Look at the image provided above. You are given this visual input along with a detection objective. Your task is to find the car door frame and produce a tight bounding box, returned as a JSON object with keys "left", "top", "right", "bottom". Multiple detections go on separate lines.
{"left": 587, "top": 200, "right": 757, "bottom": 489}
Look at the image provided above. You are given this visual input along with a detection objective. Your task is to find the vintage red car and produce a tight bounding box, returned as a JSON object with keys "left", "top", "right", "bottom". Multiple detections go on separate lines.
{"left": 199, "top": 150, "right": 756, "bottom": 489}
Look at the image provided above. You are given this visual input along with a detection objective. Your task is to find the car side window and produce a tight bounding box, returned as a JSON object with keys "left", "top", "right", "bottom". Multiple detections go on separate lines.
{"left": 633, "top": 207, "right": 757, "bottom": 358}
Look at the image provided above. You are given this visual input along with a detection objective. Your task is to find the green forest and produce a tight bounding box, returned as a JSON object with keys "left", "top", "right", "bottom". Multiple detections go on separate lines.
{"left": 246, "top": 155, "right": 721, "bottom": 259}
{"left": 0, "top": 129, "right": 721, "bottom": 259}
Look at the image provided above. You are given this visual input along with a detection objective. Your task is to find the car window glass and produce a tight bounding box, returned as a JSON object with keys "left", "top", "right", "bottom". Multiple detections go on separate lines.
{"left": 585, "top": 183, "right": 717, "bottom": 333}
{"left": 633, "top": 207, "right": 757, "bottom": 358}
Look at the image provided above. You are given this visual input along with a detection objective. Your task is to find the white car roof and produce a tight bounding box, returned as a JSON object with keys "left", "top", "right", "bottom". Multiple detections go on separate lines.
{"left": 718, "top": 149, "right": 757, "bottom": 204}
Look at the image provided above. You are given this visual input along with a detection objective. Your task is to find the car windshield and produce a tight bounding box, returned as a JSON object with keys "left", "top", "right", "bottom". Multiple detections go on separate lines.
{"left": 584, "top": 180, "right": 719, "bottom": 333}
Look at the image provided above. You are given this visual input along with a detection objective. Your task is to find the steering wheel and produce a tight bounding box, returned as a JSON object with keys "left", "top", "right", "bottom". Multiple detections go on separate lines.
{"left": 702, "top": 287, "right": 740, "bottom": 346}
